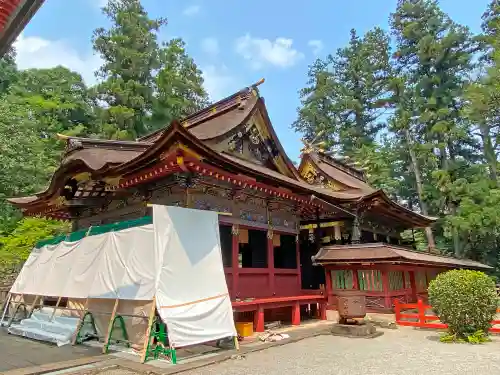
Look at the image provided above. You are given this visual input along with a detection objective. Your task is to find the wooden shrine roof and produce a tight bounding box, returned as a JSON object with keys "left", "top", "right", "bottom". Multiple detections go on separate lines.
{"left": 7, "top": 80, "right": 436, "bottom": 228}
{"left": 0, "top": 0, "right": 44, "bottom": 57}
{"left": 312, "top": 243, "right": 492, "bottom": 270}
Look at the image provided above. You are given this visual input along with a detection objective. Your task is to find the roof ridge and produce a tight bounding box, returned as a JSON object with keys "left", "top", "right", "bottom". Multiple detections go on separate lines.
{"left": 138, "top": 79, "right": 265, "bottom": 142}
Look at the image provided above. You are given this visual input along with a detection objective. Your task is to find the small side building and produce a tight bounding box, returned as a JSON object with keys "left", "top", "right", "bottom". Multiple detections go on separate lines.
{"left": 297, "top": 150, "right": 492, "bottom": 312}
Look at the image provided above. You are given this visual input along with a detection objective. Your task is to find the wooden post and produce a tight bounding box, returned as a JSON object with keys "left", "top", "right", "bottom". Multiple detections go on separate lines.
{"left": 231, "top": 225, "right": 239, "bottom": 298}
{"left": 381, "top": 270, "right": 391, "bottom": 310}
{"left": 291, "top": 301, "right": 300, "bottom": 326}
{"left": 409, "top": 271, "right": 417, "bottom": 302}
{"left": 267, "top": 229, "right": 275, "bottom": 296}
{"left": 352, "top": 268, "right": 359, "bottom": 290}
{"left": 140, "top": 297, "right": 157, "bottom": 363}
{"left": 49, "top": 296, "right": 62, "bottom": 321}
{"left": 417, "top": 299, "right": 426, "bottom": 326}
{"left": 102, "top": 298, "right": 120, "bottom": 354}
{"left": 325, "top": 267, "right": 333, "bottom": 309}
{"left": 0, "top": 293, "right": 12, "bottom": 326}
{"left": 295, "top": 234, "right": 301, "bottom": 292}
{"left": 29, "top": 295, "right": 40, "bottom": 314}
{"left": 233, "top": 335, "right": 240, "bottom": 350}
{"left": 254, "top": 306, "right": 264, "bottom": 332}
{"left": 71, "top": 298, "right": 89, "bottom": 345}
{"left": 394, "top": 298, "right": 401, "bottom": 323}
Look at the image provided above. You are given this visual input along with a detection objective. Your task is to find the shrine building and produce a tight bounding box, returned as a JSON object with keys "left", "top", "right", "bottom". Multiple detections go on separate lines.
{"left": 7, "top": 80, "right": 490, "bottom": 328}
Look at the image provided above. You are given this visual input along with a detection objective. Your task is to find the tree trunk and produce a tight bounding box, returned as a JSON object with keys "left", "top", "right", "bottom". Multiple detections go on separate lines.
{"left": 445, "top": 141, "right": 461, "bottom": 258}
{"left": 479, "top": 123, "right": 498, "bottom": 183}
{"left": 404, "top": 127, "right": 436, "bottom": 251}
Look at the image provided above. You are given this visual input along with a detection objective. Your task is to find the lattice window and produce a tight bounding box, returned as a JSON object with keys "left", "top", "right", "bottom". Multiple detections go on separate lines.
{"left": 358, "top": 270, "right": 383, "bottom": 291}
{"left": 331, "top": 270, "right": 354, "bottom": 290}
{"left": 389, "top": 271, "right": 404, "bottom": 291}
{"left": 415, "top": 271, "right": 427, "bottom": 292}
{"left": 404, "top": 271, "right": 411, "bottom": 289}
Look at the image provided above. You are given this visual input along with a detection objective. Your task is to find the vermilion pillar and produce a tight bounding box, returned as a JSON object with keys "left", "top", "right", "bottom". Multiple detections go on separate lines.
{"left": 267, "top": 230, "right": 275, "bottom": 296}
{"left": 231, "top": 225, "right": 239, "bottom": 298}
{"left": 409, "top": 271, "right": 417, "bottom": 302}
{"left": 381, "top": 269, "right": 391, "bottom": 309}
{"left": 295, "top": 235, "right": 301, "bottom": 292}
{"left": 325, "top": 267, "right": 334, "bottom": 309}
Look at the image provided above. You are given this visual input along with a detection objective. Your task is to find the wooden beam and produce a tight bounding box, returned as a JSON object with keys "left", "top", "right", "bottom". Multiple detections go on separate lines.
{"left": 102, "top": 299, "right": 120, "bottom": 354}
{"left": 140, "top": 297, "right": 157, "bottom": 363}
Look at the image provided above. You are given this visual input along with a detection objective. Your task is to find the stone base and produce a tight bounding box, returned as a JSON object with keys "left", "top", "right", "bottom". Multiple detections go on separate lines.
{"left": 330, "top": 322, "right": 383, "bottom": 339}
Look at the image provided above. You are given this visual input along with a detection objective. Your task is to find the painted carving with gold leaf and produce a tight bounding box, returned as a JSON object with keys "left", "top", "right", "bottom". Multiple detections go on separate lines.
{"left": 300, "top": 161, "right": 318, "bottom": 184}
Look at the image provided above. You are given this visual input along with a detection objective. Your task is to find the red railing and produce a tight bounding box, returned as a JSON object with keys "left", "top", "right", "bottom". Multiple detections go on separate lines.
{"left": 394, "top": 299, "right": 500, "bottom": 333}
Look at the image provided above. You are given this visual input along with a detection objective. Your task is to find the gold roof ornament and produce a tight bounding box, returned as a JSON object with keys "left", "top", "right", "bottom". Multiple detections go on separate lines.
{"left": 300, "top": 130, "right": 326, "bottom": 155}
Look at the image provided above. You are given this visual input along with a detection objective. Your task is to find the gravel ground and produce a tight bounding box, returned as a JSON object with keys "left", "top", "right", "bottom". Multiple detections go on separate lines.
{"left": 78, "top": 327, "right": 500, "bottom": 375}
{"left": 182, "top": 327, "right": 500, "bottom": 375}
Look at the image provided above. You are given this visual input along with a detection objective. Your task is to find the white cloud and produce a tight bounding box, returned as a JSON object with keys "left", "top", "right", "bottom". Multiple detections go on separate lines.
{"left": 183, "top": 5, "right": 201, "bottom": 16}
{"left": 14, "top": 34, "right": 102, "bottom": 86}
{"left": 308, "top": 40, "right": 324, "bottom": 56}
{"left": 201, "top": 65, "right": 240, "bottom": 101}
{"left": 200, "top": 37, "right": 219, "bottom": 56}
{"left": 235, "top": 34, "right": 304, "bottom": 69}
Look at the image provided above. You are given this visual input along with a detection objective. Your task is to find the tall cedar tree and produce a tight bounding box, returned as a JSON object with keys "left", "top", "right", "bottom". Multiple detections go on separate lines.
{"left": 390, "top": 0, "right": 475, "bottom": 256}
{"left": 293, "top": 28, "right": 391, "bottom": 156}
{"left": 93, "top": 0, "right": 166, "bottom": 139}
{"left": 465, "top": 0, "right": 500, "bottom": 182}
{"left": 93, "top": 0, "right": 209, "bottom": 139}
{"left": 150, "top": 38, "right": 209, "bottom": 128}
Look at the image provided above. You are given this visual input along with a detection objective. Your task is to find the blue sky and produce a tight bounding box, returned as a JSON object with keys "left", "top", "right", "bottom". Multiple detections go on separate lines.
{"left": 16, "top": 0, "right": 490, "bottom": 162}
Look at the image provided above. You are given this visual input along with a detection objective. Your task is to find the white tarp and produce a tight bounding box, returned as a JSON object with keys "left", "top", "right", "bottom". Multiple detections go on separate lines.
{"left": 153, "top": 205, "right": 236, "bottom": 347}
{"left": 9, "top": 205, "right": 236, "bottom": 348}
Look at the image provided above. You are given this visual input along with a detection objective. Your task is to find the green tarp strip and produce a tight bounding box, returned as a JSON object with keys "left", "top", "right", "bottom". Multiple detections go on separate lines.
{"left": 34, "top": 216, "right": 152, "bottom": 248}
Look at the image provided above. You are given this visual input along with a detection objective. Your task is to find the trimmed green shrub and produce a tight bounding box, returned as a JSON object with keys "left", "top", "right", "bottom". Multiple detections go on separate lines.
{"left": 428, "top": 269, "right": 498, "bottom": 343}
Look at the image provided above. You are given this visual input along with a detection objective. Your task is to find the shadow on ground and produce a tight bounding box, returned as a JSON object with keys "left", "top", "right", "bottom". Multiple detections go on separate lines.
{"left": 0, "top": 329, "right": 103, "bottom": 373}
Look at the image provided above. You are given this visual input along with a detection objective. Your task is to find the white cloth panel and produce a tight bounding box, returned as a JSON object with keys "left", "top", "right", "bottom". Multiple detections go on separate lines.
{"left": 11, "top": 226, "right": 159, "bottom": 300}
{"left": 39, "top": 241, "right": 80, "bottom": 297}
{"left": 118, "top": 224, "right": 158, "bottom": 300}
{"left": 88, "top": 225, "right": 157, "bottom": 299}
{"left": 62, "top": 233, "right": 109, "bottom": 298}
{"left": 10, "top": 249, "right": 40, "bottom": 294}
{"left": 153, "top": 205, "right": 236, "bottom": 347}
{"left": 21, "top": 245, "right": 58, "bottom": 295}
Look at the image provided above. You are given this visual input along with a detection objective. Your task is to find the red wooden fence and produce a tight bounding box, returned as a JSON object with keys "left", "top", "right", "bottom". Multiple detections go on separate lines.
{"left": 394, "top": 299, "right": 500, "bottom": 333}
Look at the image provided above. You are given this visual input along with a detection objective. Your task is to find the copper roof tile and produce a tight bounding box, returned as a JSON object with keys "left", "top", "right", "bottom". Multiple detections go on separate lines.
{"left": 313, "top": 243, "right": 491, "bottom": 269}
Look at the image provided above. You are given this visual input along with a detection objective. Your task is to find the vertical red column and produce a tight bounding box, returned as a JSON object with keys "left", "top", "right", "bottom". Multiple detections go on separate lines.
{"left": 295, "top": 234, "right": 301, "bottom": 293}
{"left": 231, "top": 225, "right": 239, "bottom": 298}
{"left": 254, "top": 306, "right": 265, "bottom": 332}
{"left": 409, "top": 270, "right": 417, "bottom": 302}
{"left": 325, "top": 267, "right": 334, "bottom": 309}
{"left": 291, "top": 301, "right": 301, "bottom": 325}
{"left": 267, "top": 230, "right": 275, "bottom": 296}
{"left": 381, "top": 269, "right": 391, "bottom": 310}
{"left": 352, "top": 268, "right": 359, "bottom": 290}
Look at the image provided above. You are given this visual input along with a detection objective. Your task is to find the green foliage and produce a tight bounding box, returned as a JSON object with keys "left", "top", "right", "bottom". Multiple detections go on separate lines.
{"left": 428, "top": 270, "right": 498, "bottom": 341}
{"left": 293, "top": 28, "right": 391, "bottom": 156}
{"left": 92, "top": 0, "right": 208, "bottom": 139}
{"left": 294, "top": 0, "right": 500, "bottom": 263}
{"left": 0, "top": 218, "right": 70, "bottom": 271}
{"left": 439, "top": 330, "right": 491, "bottom": 344}
{"left": 0, "top": 0, "right": 210, "bottom": 268}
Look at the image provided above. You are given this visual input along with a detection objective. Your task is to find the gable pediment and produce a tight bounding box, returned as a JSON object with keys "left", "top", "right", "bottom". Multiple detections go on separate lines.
{"left": 206, "top": 109, "right": 295, "bottom": 177}
{"left": 299, "top": 159, "right": 345, "bottom": 191}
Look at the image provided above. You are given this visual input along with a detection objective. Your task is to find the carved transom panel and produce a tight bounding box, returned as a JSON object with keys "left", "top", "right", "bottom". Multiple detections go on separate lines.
{"left": 300, "top": 161, "right": 341, "bottom": 191}
{"left": 228, "top": 122, "right": 279, "bottom": 163}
